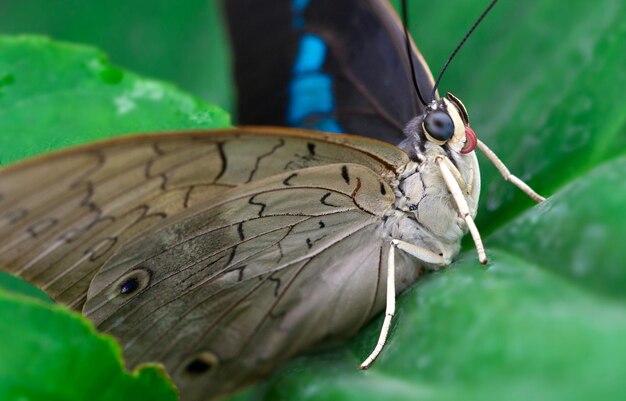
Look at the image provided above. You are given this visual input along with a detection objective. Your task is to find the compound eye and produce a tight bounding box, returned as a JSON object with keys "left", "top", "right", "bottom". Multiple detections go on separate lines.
{"left": 424, "top": 111, "right": 454, "bottom": 142}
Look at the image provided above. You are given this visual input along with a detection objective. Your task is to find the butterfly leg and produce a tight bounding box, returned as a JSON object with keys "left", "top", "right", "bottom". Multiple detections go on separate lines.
{"left": 436, "top": 156, "right": 488, "bottom": 264}
{"left": 360, "top": 240, "right": 398, "bottom": 370}
{"left": 360, "top": 239, "right": 449, "bottom": 370}
{"left": 476, "top": 139, "right": 545, "bottom": 202}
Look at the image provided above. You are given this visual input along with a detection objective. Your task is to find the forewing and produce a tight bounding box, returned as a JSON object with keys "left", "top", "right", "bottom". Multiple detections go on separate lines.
{"left": 82, "top": 163, "right": 416, "bottom": 401}
{"left": 0, "top": 127, "right": 408, "bottom": 309}
{"left": 223, "top": 0, "right": 435, "bottom": 143}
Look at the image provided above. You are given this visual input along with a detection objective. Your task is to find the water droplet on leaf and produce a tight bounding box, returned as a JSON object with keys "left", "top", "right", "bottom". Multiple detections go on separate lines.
{"left": 86, "top": 56, "right": 123, "bottom": 84}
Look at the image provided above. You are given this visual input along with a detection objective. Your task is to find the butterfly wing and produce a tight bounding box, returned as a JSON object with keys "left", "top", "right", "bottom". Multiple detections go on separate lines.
{"left": 223, "top": 0, "right": 435, "bottom": 143}
{"left": 0, "top": 127, "right": 407, "bottom": 310}
{"left": 0, "top": 128, "right": 416, "bottom": 399}
{"left": 82, "top": 162, "right": 421, "bottom": 401}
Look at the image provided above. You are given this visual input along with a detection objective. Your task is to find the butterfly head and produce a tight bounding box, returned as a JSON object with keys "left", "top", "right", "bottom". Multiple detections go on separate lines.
{"left": 401, "top": 92, "right": 477, "bottom": 160}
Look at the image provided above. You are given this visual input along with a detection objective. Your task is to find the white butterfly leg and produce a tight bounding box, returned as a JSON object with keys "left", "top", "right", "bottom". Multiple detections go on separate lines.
{"left": 476, "top": 139, "right": 545, "bottom": 203}
{"left": 360, "top": 239, "right": 449, "bottom": 370}
{"left": 359, "top": 240, "right": 397, "bottom": 370}
{"left": 436, "top": 156, "right": 488, "bottom": 264}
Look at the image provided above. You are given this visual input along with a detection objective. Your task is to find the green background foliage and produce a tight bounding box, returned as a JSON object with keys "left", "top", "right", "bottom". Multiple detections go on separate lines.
{"left": 0, "top": 0, "right": 625, "bottom": 400}
{"left": 0, "top": 36, "right": 229, "bottom": 164}
{"left": 0, "top": 284, "right": 178, "bottom": 400}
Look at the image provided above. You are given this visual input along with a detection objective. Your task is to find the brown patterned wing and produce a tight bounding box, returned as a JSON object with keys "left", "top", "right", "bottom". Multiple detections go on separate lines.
{"left": 0, "top": 127, "right": 408, "bottom": 310}
{"left": 82, "top": 163, "right": 419, "bottom": 401}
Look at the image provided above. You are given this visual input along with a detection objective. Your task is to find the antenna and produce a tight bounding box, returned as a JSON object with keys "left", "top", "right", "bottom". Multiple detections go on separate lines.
{"left": 401, "top": 0, "right": 428, "bottom": 106}
{"left": 431, "top": 0, "right": 499, "bottom": 100}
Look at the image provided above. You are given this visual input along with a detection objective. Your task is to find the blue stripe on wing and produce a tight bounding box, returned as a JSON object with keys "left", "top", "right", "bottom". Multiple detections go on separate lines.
{"left": 288, "top": 2, "right": 343, "bottom": 133}
{"left": 292, "top": 0, "right": 310, "bottom": 28}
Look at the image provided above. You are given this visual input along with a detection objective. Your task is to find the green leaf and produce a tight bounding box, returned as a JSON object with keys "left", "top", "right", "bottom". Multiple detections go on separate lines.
{"left": 0, "top": 272, "right": 52, "bottom": 303}
{"left": 0, "top": 289, "right": 178, "bottom": 401}
{"left": 0, "top": 35, "right": 230, "bottom": 164}
{"left": 489, "top": 156, "right": 626, "bottom": 300}
{"left": 0, "top": 1, "right": 233, "bottom": 113}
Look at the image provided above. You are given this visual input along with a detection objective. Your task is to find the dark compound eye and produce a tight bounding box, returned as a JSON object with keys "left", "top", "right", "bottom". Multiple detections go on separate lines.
{"left": 424, "top": 111, "right": 455, "bottom": 142}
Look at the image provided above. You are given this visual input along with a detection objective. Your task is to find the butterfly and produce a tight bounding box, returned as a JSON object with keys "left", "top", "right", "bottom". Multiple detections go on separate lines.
{"left": 0, "top": 0, "right": 544, "bottom": 400}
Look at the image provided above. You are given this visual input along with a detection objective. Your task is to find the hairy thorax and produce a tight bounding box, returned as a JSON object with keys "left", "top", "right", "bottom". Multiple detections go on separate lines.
{"left": 383, "top": 145, "right": 480, "bottom": 267}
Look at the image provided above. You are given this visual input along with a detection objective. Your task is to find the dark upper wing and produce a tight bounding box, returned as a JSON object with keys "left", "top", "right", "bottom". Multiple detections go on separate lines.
{"left": 222, "top": 0, "right": 435, "bottom": 143}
